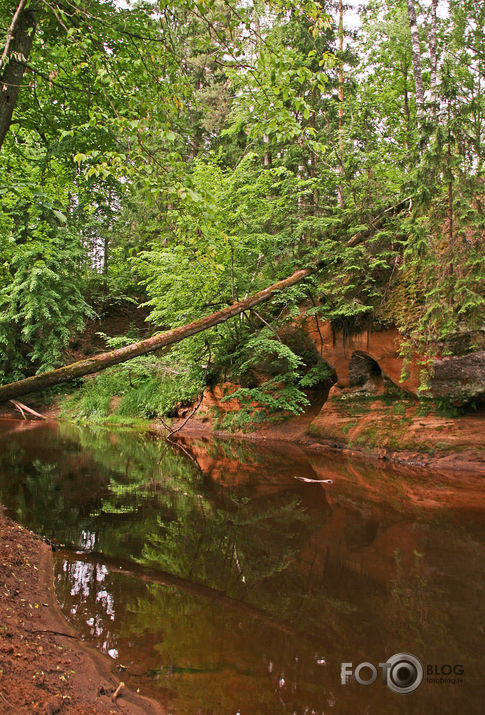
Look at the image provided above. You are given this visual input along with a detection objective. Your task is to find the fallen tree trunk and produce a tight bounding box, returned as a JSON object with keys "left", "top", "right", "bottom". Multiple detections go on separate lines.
{"left": 0, "top": 266, "right": 315, "bottom": 403}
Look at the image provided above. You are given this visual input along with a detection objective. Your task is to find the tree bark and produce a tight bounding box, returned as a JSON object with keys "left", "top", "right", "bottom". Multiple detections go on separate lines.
{"left": 337, "top": 0, "right": 345, "bottom": 207}
{"left": 401, "top": 60, "right": 411, "bottom": 154}
{"left": 405, "top": 0, "right": 424, "bottom": 120}
{"left": 429, "top": 0, "right": 438, "bottom": 113}
{"left": 0, "top": 1, "right": 36, "bottom": 151}
{"left": 0, "top": 266, "right": 316, "bottom": 403}
{"left": 1, "top": 0, "right": 27, "bottom": 67}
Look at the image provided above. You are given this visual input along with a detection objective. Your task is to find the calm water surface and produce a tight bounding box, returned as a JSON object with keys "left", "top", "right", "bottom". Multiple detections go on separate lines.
{"left": 0, "top": 419, "right": 484, "bottom": 714}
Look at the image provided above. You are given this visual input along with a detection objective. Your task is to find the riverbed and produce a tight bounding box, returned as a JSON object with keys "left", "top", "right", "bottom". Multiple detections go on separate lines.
{"left": 0, "top": 419, "right": 484, "bottom": 713}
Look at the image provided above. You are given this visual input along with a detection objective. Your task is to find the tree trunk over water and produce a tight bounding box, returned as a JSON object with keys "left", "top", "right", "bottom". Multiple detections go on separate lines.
{"left": 0, "top": 266, "right": 315, "bottom": 403}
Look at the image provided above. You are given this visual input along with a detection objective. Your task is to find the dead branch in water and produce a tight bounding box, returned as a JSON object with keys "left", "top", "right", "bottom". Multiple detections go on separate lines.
{"left": 9, "top": 400, "right": 46, "bottom": 420}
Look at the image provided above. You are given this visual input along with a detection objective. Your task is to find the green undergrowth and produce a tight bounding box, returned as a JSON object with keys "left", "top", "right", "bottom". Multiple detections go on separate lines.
{"left": 211, "top": 328, "right": 334, "bottom": 432}
{"left": 213, "top": 408, "right": 281, "bottom": 433}
{"left": 56, "top": 325, "right": 334, "bottom": 428}
{"left": 308, "top": 415, "right": 434, "bottom": 453}
{"left": 59, "top": 359, "right": 200, "bottom": 424}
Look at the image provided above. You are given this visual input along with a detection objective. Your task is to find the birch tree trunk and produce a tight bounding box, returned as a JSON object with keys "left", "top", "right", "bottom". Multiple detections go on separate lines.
{"left": 429, "top": 0, "right": 438, "bottom": 113}
{"left": 405, "top": 0, "right": 425, "bottom": 120}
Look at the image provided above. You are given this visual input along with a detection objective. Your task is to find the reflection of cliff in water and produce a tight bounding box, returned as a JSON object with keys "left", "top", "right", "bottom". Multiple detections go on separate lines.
{"left": 178, "top": 435, "right": 485, "bottom": 697}
{"left": 180, "top": 434, "right": 485, "bottom": 589}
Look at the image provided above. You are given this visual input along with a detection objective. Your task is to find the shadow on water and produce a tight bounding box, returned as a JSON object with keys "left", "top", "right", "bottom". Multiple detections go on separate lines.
{"left": 0, "top": 419, "right": 484, "bottom": 713}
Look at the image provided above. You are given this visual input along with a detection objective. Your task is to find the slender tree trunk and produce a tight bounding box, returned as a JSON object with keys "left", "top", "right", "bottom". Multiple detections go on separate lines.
{"left": 447, "top": 100, "right": 454, "bottom": 303}
{"left": 429, "top": 0, "right": 438, "bottom": 114}
{"left": 103, "top": 233, "right": 109, "bottom": 289}
{"left": 402, "top": 61, "right": 411, "bottom": 151}
{"left": 337, "top": 0, "right": 345, "bottom": 207}
{"left": 310, "top": 87, "right": 318, "bottom": 220}
{"left": 263, "top": 134, "right": 271, "bottom": 166}
{"left": 0, "top": 266, "right": 316, "bottom": 402}
{"left": 0, "top": 1, "right": 36, "bottom": 151}
{"left": 405, "top": 0, "right": 425, "bottom": 120}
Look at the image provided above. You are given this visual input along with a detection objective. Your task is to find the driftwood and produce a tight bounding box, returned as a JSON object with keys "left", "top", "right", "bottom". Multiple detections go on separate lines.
{"left": 0, "top": 266, "right": 316, "bottom": 403}
{"left": 9, "top": 399, "right": 46, "bottom": 420}
{"left": 161, "top": 388, "right": 206, "bottom": 438}
{"left": 111, "top": 682, "right": 125, "bottom": 702}
{"left": 29, "top": 628, "right": 79, "bottom": 640}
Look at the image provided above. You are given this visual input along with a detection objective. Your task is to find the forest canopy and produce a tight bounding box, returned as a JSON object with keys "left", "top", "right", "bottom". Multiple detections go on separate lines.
{"left": 0, "top": 0, "right": 483, "bottom": 417}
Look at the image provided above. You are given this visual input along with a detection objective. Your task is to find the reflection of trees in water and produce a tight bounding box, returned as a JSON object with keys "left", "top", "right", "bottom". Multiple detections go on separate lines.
{"left": 61, "top": 423, "right": 200, "bottom": 491}
{"left": 0, "top": 424, "right": 204, "bottom": 557}
{"left": 136, "top": 485, "right": 380, "bottom": 648}
{"left": 385, "top": 549, "right": 432, "bottom": 651}
{"left": 382, "top": 519, "right": 485, "bottom": 683}
{"left": 140, "top": 493, "right": 313, "bottom": 598}
{"left": 0, "top": 450, "right": 81, "bottom": 540}
{"left": 21, "top": 460, "right": 81, "bottom": 538}
{"left": 371, "top": 514, "right": 485, "bottom": 715}
{"left": 57, "top": 557, "right": 336, "bottom": 714}
{"left": 124, "top": 581, "right": 331, "bottom": 714}
{"left": 59, "top": 424, "right": 345, "bottom": 634}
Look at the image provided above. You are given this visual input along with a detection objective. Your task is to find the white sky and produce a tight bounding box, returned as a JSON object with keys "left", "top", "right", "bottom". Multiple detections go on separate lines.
{"left": 346, "top": 1, "right": 365, "bottom": 31}
{"left": 344, "top": 0, "right": 449, "bottom": 33}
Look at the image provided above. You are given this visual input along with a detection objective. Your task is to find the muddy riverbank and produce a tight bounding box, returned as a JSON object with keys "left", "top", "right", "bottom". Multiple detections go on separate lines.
{"left": 159, "top": 398, "right": 485, "bottom": 478}
{"left": 0, "top": 510, "right": 163, "bottom": 714}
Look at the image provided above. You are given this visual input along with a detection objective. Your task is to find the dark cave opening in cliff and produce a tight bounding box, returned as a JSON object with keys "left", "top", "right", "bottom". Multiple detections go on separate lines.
{"left": 348, "top": 351, "right": 384, "bottom": 389}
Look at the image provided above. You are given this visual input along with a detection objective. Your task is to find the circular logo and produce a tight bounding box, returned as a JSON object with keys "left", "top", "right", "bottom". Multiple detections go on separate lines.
{"left": 385, "top": 653, "right": 423, "bottom": 694}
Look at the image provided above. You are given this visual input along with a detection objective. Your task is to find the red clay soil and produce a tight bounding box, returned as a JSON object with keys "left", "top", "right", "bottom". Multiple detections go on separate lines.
{"left": 0, "top": 511, "right": 164, "bottom": 715}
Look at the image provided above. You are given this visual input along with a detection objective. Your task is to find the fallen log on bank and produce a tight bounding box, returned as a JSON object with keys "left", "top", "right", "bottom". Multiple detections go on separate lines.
{"left": 0, "top": 266, "right": 315, "bottom": 403}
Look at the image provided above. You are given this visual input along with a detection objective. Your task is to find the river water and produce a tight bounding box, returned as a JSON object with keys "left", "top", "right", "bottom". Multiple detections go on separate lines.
{"left": 0, "top": 419, "right": 484, "bottom": 713}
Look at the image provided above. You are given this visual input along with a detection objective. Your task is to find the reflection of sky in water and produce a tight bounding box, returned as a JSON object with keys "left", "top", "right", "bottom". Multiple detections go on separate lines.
{"left": 61, "top": 560, "right": 117, "bottom": 654}
{"left": 66, "top": 560, "right": 92, "bottom": 598}
{"left": 56, "top": 556, "right": 342, "bottom": 711}
{"left": 80, "top": 529, "right": 97, "bottom": 551}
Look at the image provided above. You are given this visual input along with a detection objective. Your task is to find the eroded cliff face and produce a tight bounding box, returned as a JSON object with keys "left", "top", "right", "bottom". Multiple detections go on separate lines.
{"left": 307, "top": 385, "right": 485, "bottom": 470}
{"left": 179, "top": 382, "right": 242, "bottom": 422}
{"left": 299, "top": 319, "right": 484, "bottom": 463}
{"left": 302, "top": 320, "right": 418, "bottom": 393}
{"left": 301, "top": 317, "right": 485, "bottom": 403}
{"left": 181, "top": 319, "right": 484, "bottom": 468}
{"left": 431, "top": 350, "right": 485, "bottom": 401}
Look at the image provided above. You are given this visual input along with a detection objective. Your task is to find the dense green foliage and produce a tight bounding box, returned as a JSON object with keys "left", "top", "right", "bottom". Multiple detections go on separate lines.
{"left": 1, "top": 0, "right": 483, "bottom": 416}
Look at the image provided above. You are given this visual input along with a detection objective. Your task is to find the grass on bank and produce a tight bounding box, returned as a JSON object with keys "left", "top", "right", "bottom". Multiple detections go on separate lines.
{"left": 58, "top": 359, "right": 200, "bottom": 425}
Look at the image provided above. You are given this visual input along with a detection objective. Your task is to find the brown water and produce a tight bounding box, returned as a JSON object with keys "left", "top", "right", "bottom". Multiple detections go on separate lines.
{"left": 0, "top": 419, "right": 484, "bottom": 713}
